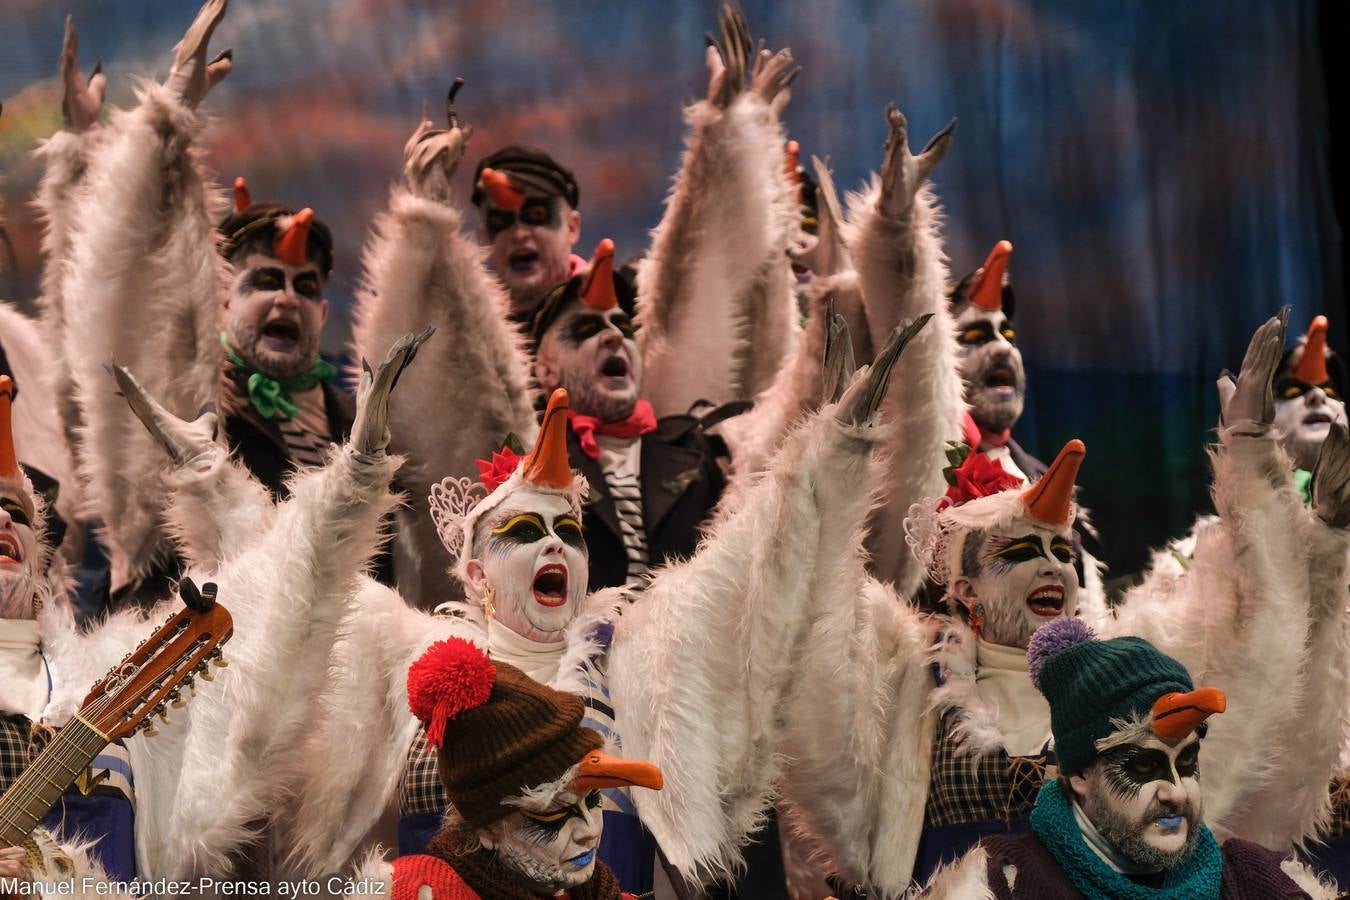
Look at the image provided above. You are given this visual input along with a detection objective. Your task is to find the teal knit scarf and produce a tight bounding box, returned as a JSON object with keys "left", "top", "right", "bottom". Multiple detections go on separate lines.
{"left": 221, "top": 332, "right": 336, "bottom": 420}
{"left": 1030, "top": 780, "right": 1223, "bottom": 899}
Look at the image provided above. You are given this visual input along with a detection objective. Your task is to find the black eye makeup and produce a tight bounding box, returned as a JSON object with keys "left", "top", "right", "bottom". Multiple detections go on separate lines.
{"left": 565, "top": 313, "right": 634, "bottom": 346}
{"left": 989, "top": 534, "right": 1046, "bottom": 565}
{"left": 1, "top": 498, "right": 30, "bottom": 528}
{"left": 554, "top": 516, "right": 585, "bottom": 548}
{"left": 956, "top": 321, "right": 997, "bottom": 347}
{"left": 1050, "top": 537, "right": 1075, "bottom": 564}
{"left": 248, "top": 268, "right": 285, "bottom": 292}
{"left": 483, "top": 197, "right": 561, "bottom": 240}
{"left": 292, "top": 274, "right": 322, "bottom": 299}
{"left": 1102, "top": 742, "right": 1198, "bottom": 800}
{"left": 519, "top": 791, "right": 599, "bottom": 841}
{"left": 492, "top": 513, "right": 547, "bottom": 544}
{"left": 1000, "top": 325, "right": 1017, "bottom": 343}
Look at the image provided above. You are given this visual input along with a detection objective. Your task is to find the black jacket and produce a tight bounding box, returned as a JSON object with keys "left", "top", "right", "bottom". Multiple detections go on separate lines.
{"left": 567, "top": 411, "right": 731, "bottom": 594}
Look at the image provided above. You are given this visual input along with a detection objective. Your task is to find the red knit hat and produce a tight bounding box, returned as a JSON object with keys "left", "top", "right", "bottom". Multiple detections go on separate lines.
{"left": 407, "top": 638, "right": 662, "bottom": 829}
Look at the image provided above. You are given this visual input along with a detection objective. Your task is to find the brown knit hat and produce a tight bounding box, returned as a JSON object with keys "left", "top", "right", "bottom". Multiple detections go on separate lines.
{"left": 407, "top": 637, "right": 604, "bottom": 829}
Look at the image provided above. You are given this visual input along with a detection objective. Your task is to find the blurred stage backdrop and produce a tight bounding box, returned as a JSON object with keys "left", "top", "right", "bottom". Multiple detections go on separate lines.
{"left": 1, "top": 0, "right": 1345, "bottom": 581}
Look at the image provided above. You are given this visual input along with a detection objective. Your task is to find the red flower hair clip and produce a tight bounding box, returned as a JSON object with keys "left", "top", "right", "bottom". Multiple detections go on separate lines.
{"left": 939, "top": 442, "right": 1023, "bottom": 510}
{"left": 475, "top": 446, "right": 523, "bottom": 493}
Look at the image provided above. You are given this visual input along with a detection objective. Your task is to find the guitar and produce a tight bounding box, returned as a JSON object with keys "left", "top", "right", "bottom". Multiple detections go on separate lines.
{"left": 0, "top": 578, "right": 233, "bottom": 846}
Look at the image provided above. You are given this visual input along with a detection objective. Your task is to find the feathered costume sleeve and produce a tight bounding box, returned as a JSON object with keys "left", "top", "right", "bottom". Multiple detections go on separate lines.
{"left": 846, "top": 173, "right": 964, "bottom": 597}
{"left": 61, "top": 81, "right": 227, "bottom": 591}
{"left": 607, "top": 394, "right": 889, "bottom": 884}
{"left": 1108, "top": 422, "right": 1350, "bottom": 850}
{"left": 348, "top": 187, "right": 536, "bottom": 608}
{"left": 636, "top": 80, "right": 799, "bottom": 419}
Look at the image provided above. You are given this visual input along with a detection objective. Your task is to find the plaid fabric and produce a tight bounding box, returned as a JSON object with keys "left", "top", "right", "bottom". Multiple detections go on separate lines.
{"left": 399, "top": 730, "right": 448, "bottom": 816}
{"left": 923, "top": 706, "right": 1049, "bottom": 828}
{"left": 1328, "top": 775, "right": 1350, "bottom": 837}
{"left": 0, "top": 714, "right": 34, "bottom": 795}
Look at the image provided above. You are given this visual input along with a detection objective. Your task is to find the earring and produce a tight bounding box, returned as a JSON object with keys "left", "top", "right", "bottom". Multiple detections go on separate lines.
{"left": 483, "top": 584, "right": 497, "bottom": 620}
{"left": 970, "top": 602, "right": 986, "bottom": 640}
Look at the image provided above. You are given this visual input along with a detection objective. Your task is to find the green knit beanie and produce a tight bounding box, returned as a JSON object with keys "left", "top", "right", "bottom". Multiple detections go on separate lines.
{"left": 1027, "top": 618, "right": 1193, "bottom": 774}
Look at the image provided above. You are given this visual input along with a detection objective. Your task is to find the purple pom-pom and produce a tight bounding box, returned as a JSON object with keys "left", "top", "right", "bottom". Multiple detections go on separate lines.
{"left": 1027, "top": 617, "right": 1096, "bottom": 690}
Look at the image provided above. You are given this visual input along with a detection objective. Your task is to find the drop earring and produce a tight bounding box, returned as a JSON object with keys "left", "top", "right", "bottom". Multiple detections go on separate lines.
{"left": 483, "top": 584, "right": 497, "bottom": 620}
{"left": 970, "top": 602, "right": 986, "bottom": 640}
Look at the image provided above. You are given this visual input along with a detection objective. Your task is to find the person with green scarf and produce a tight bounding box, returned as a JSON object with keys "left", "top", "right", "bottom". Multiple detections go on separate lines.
{"left": 915, "top": 617, "right": 1338, "bottom": 899}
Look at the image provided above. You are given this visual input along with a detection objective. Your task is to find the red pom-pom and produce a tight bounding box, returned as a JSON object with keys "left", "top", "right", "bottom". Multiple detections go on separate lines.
{"left": 475, "top": 447, "right": 523, "bottom": 493}
{"left": 407, "top": 637, "right": 496, "bottom": 750}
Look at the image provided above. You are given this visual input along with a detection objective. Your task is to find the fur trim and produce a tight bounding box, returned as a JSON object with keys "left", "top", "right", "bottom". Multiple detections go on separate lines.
{"left": 348, "top": 187, "right": 536, "bottom": 609}
{"left": 9, "top": 830, "right": 136, "bottom": 898}
{"left": 1280, "top": 856, "right": 1342, "bottom": 900}
{"left": 62, "top": 80, "right": 229, "bottom": 590}
{"left": 161, "top": 443, "right": 276, "bottom": 569}
{"left": 925, "top": 617, "right": 1008, "bottom": 759}
{"left": 637, "top": 93, "right": 797, "bottom": 418}
{"left": 909, "top": 845, "right": 995, "bottom": 900}
{"left": 0, "top": 304, "right": 76, "bottom": 524}
{"left": 611, "top": 408, "right": 883, "bottom": 884}
{"left": 843, "top": 178, "right": 966, "bottom": 598}
{"left": 343, "top": 850, "right": 394, "bottom": 898}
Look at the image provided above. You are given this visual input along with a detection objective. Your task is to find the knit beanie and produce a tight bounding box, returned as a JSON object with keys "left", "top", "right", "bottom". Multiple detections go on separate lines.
{"left": 407, "top": 637, "right": 604, "bottom": 829}
{"left": 1027, "top": 619, "right": 1194, "bottom": 774}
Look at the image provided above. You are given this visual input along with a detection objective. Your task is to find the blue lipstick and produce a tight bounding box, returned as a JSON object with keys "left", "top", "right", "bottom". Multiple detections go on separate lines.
{"left": 568, "top": 850, "right": 596, "bottom": 867}
{"left": 1156, "top": 814, "right": 1183, "bottom": 830}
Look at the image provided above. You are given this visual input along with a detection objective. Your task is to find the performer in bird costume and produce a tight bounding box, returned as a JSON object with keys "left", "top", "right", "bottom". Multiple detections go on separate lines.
{"left": 915, "top": 619, "right": 1338, "bottom": 898}
{"left": 775, "top": 313, "right": 1350, "bottom": 895}
{"left": 346, "top": 637, "right": 663, "bottom": 900}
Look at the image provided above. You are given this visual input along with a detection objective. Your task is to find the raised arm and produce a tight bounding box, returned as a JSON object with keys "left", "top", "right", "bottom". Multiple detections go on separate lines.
{"left": 846, "top": 106, "right": 965, "bottom": 595}
{"left": 349, "top": 113, "right": 536, "bottom": 608}
{"left": 33, "top": 17, "right": 107, "bottom": 515}
{"left": 61, "top": 0, "right": 233, "bottom": 591}
{"left": 1110, "top": 314, "right": 1337, "bottom": 847}
{"left": 637, "top": 6, "right": 800, "bottom": 418}
{"left": 609, "top": 318, "right": 926, "bottom": 884}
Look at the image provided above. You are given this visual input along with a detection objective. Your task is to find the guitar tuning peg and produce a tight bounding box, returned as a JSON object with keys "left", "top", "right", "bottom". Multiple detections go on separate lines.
{"left": 143, "top": 722, "right": 160, "bottom": 737}
{"left": 168, "top": 689, "right": 186, "bottom": 708}
{"left": 188, "top": 681, "right": 197, "bottom": 697}
{"left": 157, "top": 709, "right": 171, "bottom": 725}
{"left": 211, "top": 653, "right": 228, "bottom": 668}
{"left": 199, "top": 668, "right": 215, "bottom": 682}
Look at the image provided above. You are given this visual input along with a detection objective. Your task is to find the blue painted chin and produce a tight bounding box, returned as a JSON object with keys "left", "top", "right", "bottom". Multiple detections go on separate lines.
{"left": 1156, "top": 814, "right": 1184, "bottom": 830}
{"left": 567, "top": 850, "right": 596, "bottom": 868}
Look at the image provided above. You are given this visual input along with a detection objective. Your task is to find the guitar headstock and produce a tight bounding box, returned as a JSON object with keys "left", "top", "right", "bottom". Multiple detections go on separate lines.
{"left": 80, "top": 579, "right": 234, "bottom": 740}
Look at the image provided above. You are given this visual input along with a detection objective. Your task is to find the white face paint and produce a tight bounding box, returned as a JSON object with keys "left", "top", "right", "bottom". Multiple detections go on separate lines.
{"left": 955, "top": 518, "right": 1079, "bottom": 649}
{"left": 1273, "top": 380, "right": 1347, "bottom": 472}
{"left": 536, "top": 305, "right": 642, "bottom": 424}
{"left": 466, "top": 489, "right": 588, "bottom": 643}
{"left": 224, "top": 252, "right": 329, "bottom": 380}
{"left": 481, "top": 191, "right": 582, "bottom": 317}
{"left": 954, "top": 305, "right": 1026, "bottom": 435}
{"left": 480, "top": 788, "right": 604, "bottom": 893}
{"left": 0, "top": 495, "right": 39, "bottom": 620}
{"left": 1071, "top": 731, "right": 1204, "bottom": 870}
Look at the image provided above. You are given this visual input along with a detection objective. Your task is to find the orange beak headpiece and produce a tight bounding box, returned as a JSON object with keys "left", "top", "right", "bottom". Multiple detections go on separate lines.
{"left": 952, "top": 240, "right": 1014, "bottom": 314}
{"left": 521, "top": 389, "right": 575, "bottom": 490}
{"left": 1293, "top": 315, "right": 1331, "bottom": 387}
{"left": 581, "top": 239, "right": 617, "bottom": 311}
{"left": 477, "top": 167, "right": 526, "bottom": 212}
{"left": 233, "top": 176, "right": 253, "bottom": 215}
{"left": 1151, "top": 686, "right": 1227, "bottom": 742}
{"left": 272, "top": 208, "right": 315, "bottom": 268}
{"left": 573, "top": 748, "right": 664, "bottom": 793}
{"left": 218, "top": 187, "right": 334, "bottom": 278}
{"left": 526, "top": 239, "right": 636, "bottom": 345}
{"left": 0, "top": 376, "right": 37, "bottom": 521}
{"left": 1021, "top": 439, "right": 1085, "bottom": 527}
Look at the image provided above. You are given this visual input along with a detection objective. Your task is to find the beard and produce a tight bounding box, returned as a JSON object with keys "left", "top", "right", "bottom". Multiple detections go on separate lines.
{"left": 557, "top": 361, "right": 638, "bottom": 423}
{"left": 226, "top": 312, "right": 320, "bottom": 380}
{"left": 0, "top": 572, "right": 37, "bottom": 619}
{"left": 962, "top": 347, "right": 1026, "bottom": 434}
{"left": 1083, "top": 788, "right": 1202, "bottom": 872}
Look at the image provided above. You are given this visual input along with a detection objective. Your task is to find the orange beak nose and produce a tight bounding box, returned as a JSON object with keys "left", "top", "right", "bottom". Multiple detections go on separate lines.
{"left": 572, "top": 749, "right": 664, "bottom": 793}
{"left": 1151, "top": 686, "right": 1226, "bottom": 742}
{"left": 480, "top": 167, "right": 525, "bottom": 212}
{"left": 969, "top": 240, "right": 1013, "bottom": 311}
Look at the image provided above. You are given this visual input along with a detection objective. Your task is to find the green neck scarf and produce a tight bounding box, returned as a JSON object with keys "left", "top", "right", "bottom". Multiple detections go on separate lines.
{"left": 1030, "top": 780, "right": 1223, "bottom": 900}
{"left": 221, "top": 332, "right": 336, "bottom": 420}
{"left": 1294, "top": 468, "right": 1313, "bottom": 506}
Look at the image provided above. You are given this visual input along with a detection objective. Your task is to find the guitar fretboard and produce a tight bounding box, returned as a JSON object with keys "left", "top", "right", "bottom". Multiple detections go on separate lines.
{"left": 0, "top": 716, "right": 109, "bottom": 846}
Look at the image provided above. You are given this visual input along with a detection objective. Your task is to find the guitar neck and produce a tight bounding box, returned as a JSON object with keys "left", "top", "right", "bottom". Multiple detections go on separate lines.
{"left": 0, "top": 716, "right": 108, "bottom": 846}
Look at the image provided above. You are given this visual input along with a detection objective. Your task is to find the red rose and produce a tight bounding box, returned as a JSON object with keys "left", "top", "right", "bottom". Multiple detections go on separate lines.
{"left": 941, "top": 451, "right": 1023, "bottom": 509}
{"left": 475, "top": 447, "right": 523, "bottom": 493}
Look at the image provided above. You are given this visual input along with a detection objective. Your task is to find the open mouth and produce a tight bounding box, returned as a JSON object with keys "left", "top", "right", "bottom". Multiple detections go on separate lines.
{"left": 262, "top": 320, "right": 300, "bottom": 350}
{"left": 1303, "top": 412, "right": 1333, "bottom": 427}
{"left": 984, "top": 367, "right": 1016, "bottom": 393}
{"left": 0, "top": 533, "right": 24, "bottom": 566}
{"left": 1025, "top": 584, "right": 1065, "bottom": 617}
{"left": 532, "top": 564, "right": 569, "bottom": 607}
{"left": 508, "top": 249, "right": 540, "bottom": 274}
{"left": 599, "top": 355, "right": 630, "bottom": 379}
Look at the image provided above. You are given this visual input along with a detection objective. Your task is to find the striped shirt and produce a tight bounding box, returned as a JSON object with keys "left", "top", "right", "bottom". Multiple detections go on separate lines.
{"left": 277, "top": 385, "right": 331, "bottom": 470}
{"left": 595, "top": 436, "right": 649, "bottom": 586}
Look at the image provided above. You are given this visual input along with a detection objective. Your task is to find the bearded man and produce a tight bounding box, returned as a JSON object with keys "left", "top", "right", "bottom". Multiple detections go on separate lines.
{"left": 54, "top": 0, "right": 385, "bottom": 606}
{"left": 916, "top": 618, "right": 1337, "bottom": 898}
{"left": 774, "top": 314, "right": 1350, "bottom": 893}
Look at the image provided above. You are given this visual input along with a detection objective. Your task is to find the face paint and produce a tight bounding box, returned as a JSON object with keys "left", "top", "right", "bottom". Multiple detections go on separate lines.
{"left": 0, "top": 496, "right": 39, "bottom": 620}
{"left": 1075, "top": 732, "right": 1204, "bottom": 871}
{"left": 225, "top": 253, "right": 329, "bottom": 379}
{"left": 954, "top": 305, "right": 1025, "bottom": 434}
{"left": 482, "top": 788, "right": 604, "bottom": 893}
{"left": 536, "top": 306, "right": 642, "bottom": 423}
{"left": 960, "top": 519, "right": 1078, "bottom": 648}
{"left": 1272, "top": 378, "right": 1347, "bottom": 471}
{"left": 471, "top": 489, "right": 588, "bottom": 642}
{"left": 482, "top": 191, "right": 578, "bottom": 315}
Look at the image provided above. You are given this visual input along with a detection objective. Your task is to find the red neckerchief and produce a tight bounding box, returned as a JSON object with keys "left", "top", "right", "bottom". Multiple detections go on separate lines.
{"left": 962, "top": 411, "right": 1012, "bottom": 449}
{"left": 568, "top": 400, "right": 657, "bottom": 460}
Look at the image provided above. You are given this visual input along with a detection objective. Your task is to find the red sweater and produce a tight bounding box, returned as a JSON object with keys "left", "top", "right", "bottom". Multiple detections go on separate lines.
{"left": 392, "top": 854, "right": 637, "bottom": 900}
